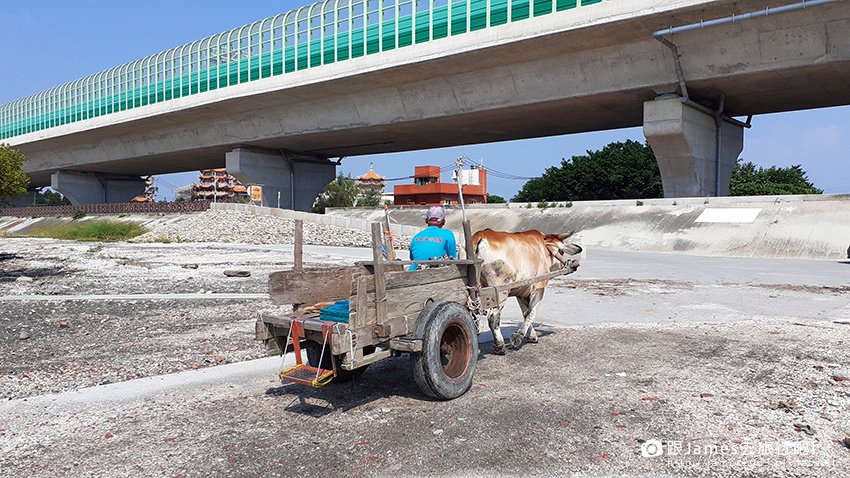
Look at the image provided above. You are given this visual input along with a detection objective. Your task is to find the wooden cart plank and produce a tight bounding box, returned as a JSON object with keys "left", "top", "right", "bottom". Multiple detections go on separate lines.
{"left": 356, "top": 264, "right": 468, "bottom": 294}
{"left": 351, "top": 275, "right": 369, "bottom": 329}
{"left": 268, "top": 266, "right": 360, "bottom": 306}
{"left": 357, "top": 259, "right": 481, "bottom": 267}
{"left": 354, "top": 277, "right": 469, "bottom": 325}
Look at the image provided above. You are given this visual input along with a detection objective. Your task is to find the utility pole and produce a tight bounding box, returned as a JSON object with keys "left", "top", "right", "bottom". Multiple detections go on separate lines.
{"left": 455, "top": 156, "right": 467, "bottom": 223}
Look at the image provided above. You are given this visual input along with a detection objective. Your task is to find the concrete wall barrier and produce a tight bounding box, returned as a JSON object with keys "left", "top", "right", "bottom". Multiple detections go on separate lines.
{"left": 326, "top": 194, "right": 850, "bottom": 260}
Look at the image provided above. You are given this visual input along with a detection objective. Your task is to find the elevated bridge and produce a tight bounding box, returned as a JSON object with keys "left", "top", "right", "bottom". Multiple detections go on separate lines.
{"left": 2, "top": 0, "right": 848, "bottom": 207}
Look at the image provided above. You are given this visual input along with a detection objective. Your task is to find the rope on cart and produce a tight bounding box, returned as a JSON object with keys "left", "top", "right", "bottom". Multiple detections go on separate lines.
{"left": 316, "top": 326, "right": 330, "bottom": 381}
{"left": 465, "top": 284, "right": 482, "bottom": 312}
{"left": 280, "top": 319, "right": 294, "bottom": 373}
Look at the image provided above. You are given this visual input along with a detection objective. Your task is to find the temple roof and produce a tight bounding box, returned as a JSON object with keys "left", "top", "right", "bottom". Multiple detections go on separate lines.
{"left": 358, "top": 162, "right": 385, "bottom": 181}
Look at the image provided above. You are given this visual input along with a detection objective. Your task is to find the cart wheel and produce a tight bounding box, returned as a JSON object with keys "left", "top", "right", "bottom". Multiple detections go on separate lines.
{"left": 412, "top": 301, "right": 478, "bottom": 400}
{"left": 306, "top": 344, "right": 368, "bottom": 383}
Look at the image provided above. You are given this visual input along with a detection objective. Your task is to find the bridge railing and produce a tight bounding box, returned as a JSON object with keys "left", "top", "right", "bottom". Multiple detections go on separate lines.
{"left": 0, "top": 0, "right": 603, "bottom": 141}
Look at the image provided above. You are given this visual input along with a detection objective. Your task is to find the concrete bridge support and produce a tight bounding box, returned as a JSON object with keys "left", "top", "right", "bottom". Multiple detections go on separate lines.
{"left": 225, "top": 147, "right": 335, "bottom": 211}
{"left": 50, "top": 171, "right": 146, "bottom": 205}
{"left": 644, "top": 97, "right": 743, "bottom": 198}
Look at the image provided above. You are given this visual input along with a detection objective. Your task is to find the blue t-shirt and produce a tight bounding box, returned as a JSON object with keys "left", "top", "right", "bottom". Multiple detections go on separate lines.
{"left": 409, "top": 226, "right": 457, "bottom": 270}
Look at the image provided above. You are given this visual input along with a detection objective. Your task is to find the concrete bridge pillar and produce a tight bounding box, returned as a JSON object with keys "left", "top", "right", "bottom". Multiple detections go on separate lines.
{"left": 643, "top": 97, "right": 743, "bottom": 198}
{"left": 225, "top": 147, "right": 336, "bottom": 211}
{"left": 51, "top": 171, "right": 146, "bottom": 205}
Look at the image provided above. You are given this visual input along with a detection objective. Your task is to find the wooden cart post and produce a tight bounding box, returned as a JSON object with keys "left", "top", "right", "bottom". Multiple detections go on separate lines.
{"left": 370, "top": 222, "right": 388, "bottom": 323}
{"left": 462, "top": 220, "right": 479, "bottom": 315}
{"left": 383, "top": 207, "right": 397, "bottom": 261}
{"left": 462, "top": 220, "right": 478, "bottom": 285}
{"left": 294, "top": 219, "right": 303, "bottom": 272}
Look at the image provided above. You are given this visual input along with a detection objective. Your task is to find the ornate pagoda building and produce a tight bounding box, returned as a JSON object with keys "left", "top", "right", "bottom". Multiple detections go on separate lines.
{"left": 193, "top": 169, "right": 248, "bottom": 201}
{"left": 357, "top": 162, "right": 392, "bottom": 203}
{"left": 356, "top": 163, "right": 386, "bottom": 189}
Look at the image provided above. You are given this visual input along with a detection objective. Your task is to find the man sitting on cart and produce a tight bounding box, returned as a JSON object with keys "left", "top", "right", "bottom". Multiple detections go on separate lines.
{"left": 409, "top": 206, "right": 457, "bottom": 271}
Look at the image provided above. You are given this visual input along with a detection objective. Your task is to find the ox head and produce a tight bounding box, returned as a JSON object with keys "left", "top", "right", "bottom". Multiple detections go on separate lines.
{"left": 543, "top": 232, "right": 582, "bottom": 271}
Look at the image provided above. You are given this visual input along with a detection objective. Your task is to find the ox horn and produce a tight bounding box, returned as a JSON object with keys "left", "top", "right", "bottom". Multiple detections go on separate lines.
{"left": 557, "top": 231, "right": 575, "bottom": 240}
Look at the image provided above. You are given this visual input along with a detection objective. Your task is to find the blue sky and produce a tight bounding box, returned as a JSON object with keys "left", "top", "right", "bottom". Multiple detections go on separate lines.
{"left": 2, "top": 0, "right": 848, "bottom": 200}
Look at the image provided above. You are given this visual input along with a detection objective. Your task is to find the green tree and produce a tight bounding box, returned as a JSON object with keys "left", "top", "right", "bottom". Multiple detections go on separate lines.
{"left": 357, "top": 185, "right": 383, "bottom": 207}
{"left": 512, "top": 140, "right": 662, "bottom": 202}
{"left": 0, "top": 144, "right": 30, "bottom": 205}
{"left": 729, "top": 161, "right": 822, "bottom": 196}
{"left": 312, "top": 174, "right": 358, "bottom": 213}
{"left": 35, "top": 189, "right": 71, "bottom": 206}
{"left": 486, "top": 194, "right": 506, "bottom": 204}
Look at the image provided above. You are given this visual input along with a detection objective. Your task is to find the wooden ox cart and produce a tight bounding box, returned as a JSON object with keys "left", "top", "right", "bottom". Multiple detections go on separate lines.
{"left": 256, "top": 221, "right": 578, "bottom": 400}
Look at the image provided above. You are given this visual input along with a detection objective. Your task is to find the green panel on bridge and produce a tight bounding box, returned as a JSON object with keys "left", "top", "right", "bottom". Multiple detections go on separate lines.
{"left": 491, "top": 0, "right": 509, "bottom": 25}
{"left": 451, "top": 1, "right": 468, "bottom": 35}
{"left": 0, "top": 0, "right": 607, "bottom": 139}
{"left": 534, "top": 0, "right": 553, "bottom": 17}
{"left": 471, "top": 0, "right": 488, "bottom": 30}
{"left": 511, "top": 0, "right": 530, "bottom": 21}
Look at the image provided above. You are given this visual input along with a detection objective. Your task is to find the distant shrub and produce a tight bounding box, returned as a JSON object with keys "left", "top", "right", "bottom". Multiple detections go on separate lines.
{"left": 28, "top": 220, "right": 147, "bottom": 242}
{"left": 72, "top": 211, "right": 86, "bottom": 220}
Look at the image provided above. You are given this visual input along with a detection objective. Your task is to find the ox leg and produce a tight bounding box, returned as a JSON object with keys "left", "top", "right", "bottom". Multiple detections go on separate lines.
{"left": 487, "top": 305, "right": 507, "bottom": 355}
{"left": 516, "top": 296, "right": 539, "bottom": 344}
{"left": 509, "top": 289, "right": 545, "bottom": 349}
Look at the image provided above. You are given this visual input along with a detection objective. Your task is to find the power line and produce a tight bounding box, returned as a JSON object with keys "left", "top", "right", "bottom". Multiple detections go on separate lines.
{"left": 381, "top": 161, "right": 457, "bottom": 182}
{"left": 460, "top": 157, "right": 534, "bottom": 180}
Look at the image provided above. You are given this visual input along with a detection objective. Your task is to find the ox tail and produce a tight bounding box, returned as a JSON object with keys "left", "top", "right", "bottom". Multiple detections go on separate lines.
{"left": 472, "top": 235, "right": 487, "bottom": 256}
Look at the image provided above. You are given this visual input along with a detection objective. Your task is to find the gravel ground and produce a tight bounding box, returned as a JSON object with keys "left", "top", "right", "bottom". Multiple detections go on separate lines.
{"left": 0, "top": 238, "right": 322, "bottom": 400}
{"left": 2, "top": 230, "right": 849, "bottom": 476}
{"left": 2, "top": 320, "right": 848, "bottom": 477}
{"left": 131, "top": 210, "right": 413, "bottom": 249}
{"left": 0, "top": 298, "right": 270, "bottom": 400}
{"left": 0, "top": 237, "right": 350, "bottom": 296}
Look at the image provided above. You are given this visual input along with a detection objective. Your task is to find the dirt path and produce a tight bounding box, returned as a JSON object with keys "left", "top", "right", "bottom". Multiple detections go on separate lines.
{"left": 2, "top": 320, "right": 848, "bottom": 477}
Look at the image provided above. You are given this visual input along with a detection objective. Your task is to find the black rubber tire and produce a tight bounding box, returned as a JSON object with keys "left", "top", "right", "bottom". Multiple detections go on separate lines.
{"left": 306, "top": 344, "right": 367, "bottom": 383}
{"left": 411, "top": 301, "right": 478, "bottom": 400}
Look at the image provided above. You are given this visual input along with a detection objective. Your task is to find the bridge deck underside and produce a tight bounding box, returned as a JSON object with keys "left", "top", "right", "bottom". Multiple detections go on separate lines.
{"left": 14, "top": 0, "right": 850, "bottom": 187}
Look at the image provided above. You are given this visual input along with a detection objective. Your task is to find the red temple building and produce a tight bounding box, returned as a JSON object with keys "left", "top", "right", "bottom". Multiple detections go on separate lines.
{"left": 393, "top": 165, "right": 487, "bottom": 206}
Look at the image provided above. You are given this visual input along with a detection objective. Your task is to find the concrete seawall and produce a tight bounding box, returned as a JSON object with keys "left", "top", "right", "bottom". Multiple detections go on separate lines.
{"left": 328, "top": 195, "right": 850, "bottom": 260}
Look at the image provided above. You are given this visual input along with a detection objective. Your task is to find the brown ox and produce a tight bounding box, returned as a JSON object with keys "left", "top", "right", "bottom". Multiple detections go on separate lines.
{"left": 472, "top": 229, "right": 582, "bottom": 354}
